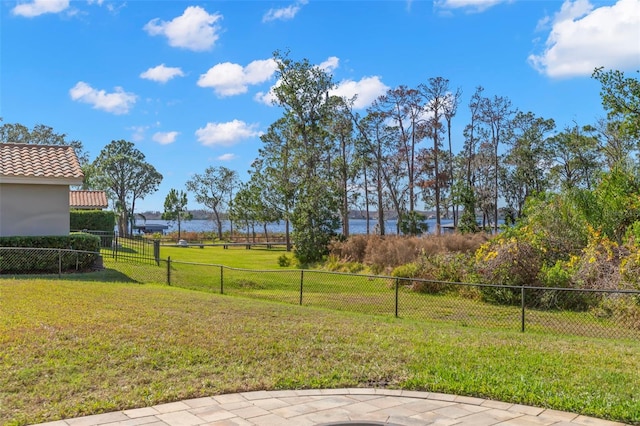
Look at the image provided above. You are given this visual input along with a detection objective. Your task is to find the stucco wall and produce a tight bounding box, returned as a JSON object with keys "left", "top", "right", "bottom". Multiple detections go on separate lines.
{"left": 0, "top": 183, "right": 71, "bottom": 236}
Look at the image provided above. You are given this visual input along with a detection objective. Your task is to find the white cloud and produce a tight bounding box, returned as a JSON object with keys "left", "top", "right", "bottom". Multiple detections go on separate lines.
{"left": 69, "top": 81, "right": 137, "bottom": 115}
{"left": 263, "top": 0, "right": 308, "bottom": 22}
{"left": 198, "top": 59, "right": 277, "bottom": 97}
{"left": 195, "top": 120, "right": 262, "bottom": 147}
{"left": 152, "top": 131, "right": 179, "bottom": 145}
{"left": 12, "top": 0, "right": 69, "bottom": 17}
{"left": 140, "top": 64, "right": 185, "bottom": 83}
{"left": 129, "top": 125, "right": 149, "bottom": 142}
{"left": 529, "top": 0, "right": 640, "bottom": 78}
{"left": 435, "top": 0, "right": 508, "bottom": 12}
{"left": 144, "top": 6, "right": 223, "bottom": 52}
{"left": 319, "top": 56, "right": 340, "bottom": 73}
{"left": 331, "top": 76, "right": 389, "bottom": 109}
{"left": 217, "top": 153, "right": 237, "bottom": 161}
{"left": 254, "top": 87, "right": 278, "bottom": 106}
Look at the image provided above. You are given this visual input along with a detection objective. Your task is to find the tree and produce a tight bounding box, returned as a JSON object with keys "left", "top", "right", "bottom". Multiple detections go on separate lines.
{"left": 269, "top": 50, "right": 341, "bottom": 262}
{"left": 419, "top": 77, "right": 453, "bottom": 234}
{"left": 479, "top": 94, "right": 515, "bottom": 232}
{"left": 328, "top": 97, "right": 359, "bottom": 237}
{"left": 353, "top": 109, "right": 405, "bottom": 235}
{"left": 92, "top": 140, "right": 162, "bottom": 237}
{"left": 185, "top": 166, "right": 238, "bottom": 241}
{"left": 0, "top": 121, "right": 89, "bottom": 165}
{"left": 161, "top": 188, "right": 192, "bottom": 240}
{"left": 231, "top": 175, "right": 281, "bottom": 242}
{"left": 370, "top": 86, "right": 425, "bottom": 231}
{"left": 592, "top": 68, "right": 640, "bottom": 139}
{"left": 0, "top": 120, "right": 91, "bottom": 188}
{"left": 502, "top": 111, "right": 555, "bottom": 217}
{"left": 595, "top": 118, "right": 637, "bottom": 169}
{"left": 443, "top": 86, "right": 462, "bottom": 226}
{"left": 546, "top": 124, "right": 601, "bottom": 191}
{"left": 254, "top": 116, "right": 300, "bottom": 250}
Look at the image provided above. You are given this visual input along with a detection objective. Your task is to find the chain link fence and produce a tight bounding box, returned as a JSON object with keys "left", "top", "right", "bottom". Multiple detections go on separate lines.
{"left": 2, "top": 247, "right": 639, "bottom": 340}
{"left": 0, "top": 247, "right": 100, "bottom": 276}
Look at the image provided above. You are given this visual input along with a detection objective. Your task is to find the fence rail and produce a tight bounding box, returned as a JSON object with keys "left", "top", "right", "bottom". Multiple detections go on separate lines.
{"left": 0, "top": 247, "right": 101, "bottom": 276}
{"left": 2, "top": 247, "right": 639, "bottom": 340}
{"left": 72, "top": 230, "right": 160, "bottom": 265}
{"left": 159, "top": 257, "right": 640, "bottom": 339}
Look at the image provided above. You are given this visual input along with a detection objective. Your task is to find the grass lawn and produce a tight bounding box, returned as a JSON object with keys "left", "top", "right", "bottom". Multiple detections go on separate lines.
{"left": 159, "top": 243, "right": 295, "bottom": 269}
{"left": 1, "top": 277, "right": 639, "bottom": 425}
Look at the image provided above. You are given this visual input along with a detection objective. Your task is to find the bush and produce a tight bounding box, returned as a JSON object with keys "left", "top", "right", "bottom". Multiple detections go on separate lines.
{"left": 0, "top": 233, "right": 100, "bottom": 274}
{"left": 70, "top": 210, "right": 116, "bottom": 232}
{"left": 389, "top": 253, "right": 475, "bottom": 294}
{"left": 278, "top": 254, "right": 292, "bottom": 267}
{"left": 476, "top": 239, "right": 545, "bottom": 305}
{"left": 328, "top": 233, "right": 488, "bottom": 276}
{"left": 328, "top": 235, "right": 369, "bottom": 263}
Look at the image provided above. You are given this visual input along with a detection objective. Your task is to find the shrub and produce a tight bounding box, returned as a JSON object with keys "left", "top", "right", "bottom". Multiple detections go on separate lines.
{"left": 364, "top": 235, "right": 424, "bottom": 272}
{"left": 328, "top": 235, "right": 369, "bottom": 263}
{"left": 328, "top": 233, "right": 488, "bottom": 276}
{"left": 278, "top": 254, "right": 292, "bottom": 267}
{"left": 70, "top": 210, "right": 116, "bottom": 233}
{"left": 0, "top": 233, "right": 100, "bottom": 274}
{"left": 476, "top": 238, "right": 545, "bottom": 305}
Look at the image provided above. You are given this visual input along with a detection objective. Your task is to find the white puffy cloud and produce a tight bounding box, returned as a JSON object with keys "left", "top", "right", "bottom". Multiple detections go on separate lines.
{"left": 331, "top": 76, "right": 389, "bottom": 109}
{"left": 69, "top": 81, "right": 137, "bottom": 115}
{"left": 140, "top": 64, "right": 185, "bottom": 83}
{"left": 263, "top": 0, "right": 308, "bottom": 22}
{"left": 319, "top": 56, "right": 340, "bottom": 73}
{"left": 152, "top": 131, "right": 179, "bottom": 145}
{"left": 12, "top": 0, "right": 69, "bottom": 17}
{"left": 198, "top": 59, "right": 277, "bottom": 97}
{"left": 435, "top": 0, "right": 509, "bottom": 12}
{"left": 144, "top": 6, "right": 222, "bottom": 52}
{"left": 529, "top": 0, "right": 640, "bottom": 78}
{"left": 195, "top": 120, "right": 262, "bottom": 147}
{"left": 254, "top": 87, "right": 278, "bottom": 106}
{"left": 217, "top": 153, "right": 237, "bottom": 161}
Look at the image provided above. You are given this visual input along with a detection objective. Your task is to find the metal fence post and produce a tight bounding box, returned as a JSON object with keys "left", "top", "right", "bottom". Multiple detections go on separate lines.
{"left": 167, "top": 256, "right": 171, "bottom": 285}
{"left": 154, "top": 240, "right": 160, "bottom": 266}
{"left": 395, "top": 278, "right": 399, "bottom": 318}
{"left": 521, "top": 286, "right": 525, "bottom": 333}
{"left": 220, "top": 266, "right": 224, "bottom": 294}
{"left": 300, "top": 270, "right": 304, "bottom": 305}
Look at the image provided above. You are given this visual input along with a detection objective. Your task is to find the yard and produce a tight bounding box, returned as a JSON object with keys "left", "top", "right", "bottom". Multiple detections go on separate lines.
{"left": 1, "top": 245, "right": 639, "bottom": 425}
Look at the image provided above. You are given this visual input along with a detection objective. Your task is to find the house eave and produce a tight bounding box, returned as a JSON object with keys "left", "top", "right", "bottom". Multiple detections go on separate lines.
{"left": 0, "top": 176, "right": 84, "bottom": 186}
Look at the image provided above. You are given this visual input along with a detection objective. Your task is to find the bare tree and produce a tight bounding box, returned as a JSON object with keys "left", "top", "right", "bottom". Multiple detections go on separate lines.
{"left": 419, "top": 77, "right": 451, "bottom": 235}
{"left": 479, "top": 94, "right": 515, "bottom": 233}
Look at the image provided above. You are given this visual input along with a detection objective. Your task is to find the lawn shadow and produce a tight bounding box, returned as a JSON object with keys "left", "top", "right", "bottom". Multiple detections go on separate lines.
{"left": 1, "top": 268, "right": 139, "bottom": 283}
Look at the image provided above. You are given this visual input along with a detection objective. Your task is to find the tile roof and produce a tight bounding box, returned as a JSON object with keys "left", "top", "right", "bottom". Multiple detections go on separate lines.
{"left": 70, "top": 190, "right": 109, "bottom": 209}
{"left": 0, "top": 143, "right": 84, "bottom": 183}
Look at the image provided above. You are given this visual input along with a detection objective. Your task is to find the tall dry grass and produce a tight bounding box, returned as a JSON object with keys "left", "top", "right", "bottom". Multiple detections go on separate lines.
{"left": 330, "top": 233, "right": 489, "bottom": 274}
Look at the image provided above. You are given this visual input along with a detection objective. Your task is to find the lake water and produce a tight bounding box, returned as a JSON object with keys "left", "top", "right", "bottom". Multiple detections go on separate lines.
{"left": 138, "top": 218, "right": 458, "bottom": 235}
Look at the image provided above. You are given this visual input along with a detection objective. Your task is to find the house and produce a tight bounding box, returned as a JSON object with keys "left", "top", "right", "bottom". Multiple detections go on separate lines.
{"left": 0, "top": 143, "right": 84, "bottom": 237}
{"left": 70, "top": 190, "right": 108, "bottom": 210}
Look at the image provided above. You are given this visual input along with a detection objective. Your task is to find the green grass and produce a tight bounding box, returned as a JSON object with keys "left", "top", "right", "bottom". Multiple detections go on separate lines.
{"left": 1, "top": 278, "right": 639, "bottom": 425}
{"left": 160, "top": 243, "right": 294, "bottom": 269}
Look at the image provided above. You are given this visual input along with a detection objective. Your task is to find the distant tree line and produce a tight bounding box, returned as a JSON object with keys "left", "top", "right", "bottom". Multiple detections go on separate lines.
{"left": 2, "top": 55, "right": 638, "bottom": 263}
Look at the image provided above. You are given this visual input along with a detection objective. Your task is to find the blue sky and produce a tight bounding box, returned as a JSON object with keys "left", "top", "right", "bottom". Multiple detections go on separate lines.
{"left": 2, "top": 0, "right": 639, "bottom": 212}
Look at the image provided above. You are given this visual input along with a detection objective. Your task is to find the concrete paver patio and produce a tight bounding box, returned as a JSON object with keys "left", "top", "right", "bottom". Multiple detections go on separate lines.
{"left": 31, "top": 389, "right": 629, "bottom": 426}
